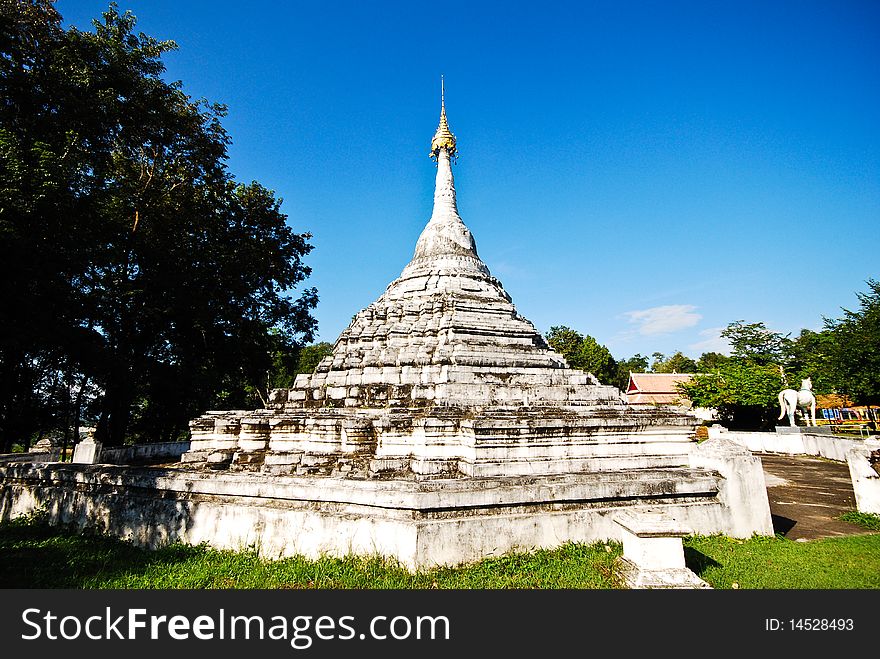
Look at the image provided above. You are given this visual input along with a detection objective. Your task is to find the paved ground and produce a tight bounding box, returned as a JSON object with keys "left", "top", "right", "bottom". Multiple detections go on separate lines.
{"left": 759, "top": 452, "right": 873, "bottom": 541}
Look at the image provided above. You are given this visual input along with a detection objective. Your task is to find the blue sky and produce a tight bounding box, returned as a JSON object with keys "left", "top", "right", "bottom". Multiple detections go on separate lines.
{"left": 58, "top": 1, "right": 880, "bottom": 361}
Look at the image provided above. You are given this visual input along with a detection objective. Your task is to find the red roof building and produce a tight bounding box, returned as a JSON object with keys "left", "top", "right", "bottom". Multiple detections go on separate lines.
{"left": 625, "top": 373, "right": 694, "bottom": 406}
{"left": 625, "top": 373, "right": 717, "bottom": 421}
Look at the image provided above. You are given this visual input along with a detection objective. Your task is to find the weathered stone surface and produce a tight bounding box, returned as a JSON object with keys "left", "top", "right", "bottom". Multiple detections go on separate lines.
{"left": 185, "top": 401, "right": 697, "bottom": 478}
{"left": 613, "top": 510, "right": 712, "bottom": 589}
{"left": 846, "top": 441, "right": 880, "bottom": 514}
{"left": 272, "top": 143, "right": 616, "bottom": 412}
{"left": 71, "top": 437, "right": 102, "bottom": 464}
{"left": 0, "top": 461, "right": 737, "bottom": 570}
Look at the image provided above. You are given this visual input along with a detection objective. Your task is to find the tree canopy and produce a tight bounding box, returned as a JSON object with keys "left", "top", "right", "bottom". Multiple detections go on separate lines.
{"left": 0, "top": 1, "right": 318, "bottom": 450}
{"left": 677, "top": 280, "right": 880, "bottom": 428}
{"left": 721, "top": 321, "right": 791, "bottom": 366}
{"left": 823, "top": 278, "right": 880, "bottom": 406}
{"left": 651, "top": 351, "right": 698, "bottom": 374}
{"left": 546, "top": 278, "right": 879, "bottom": 429}
{"left": 545, "top": 326, "right": 617, "bottom": 385}
{"left": 677, "top": 361, "right": 785, "bottom": 429}
{"left": 675, "top": 320, "right": 803, "bottom": 428}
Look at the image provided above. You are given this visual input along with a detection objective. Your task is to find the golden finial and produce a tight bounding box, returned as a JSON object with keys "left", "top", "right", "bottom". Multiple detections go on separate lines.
{"left": 431, "top": 75, "right": 457, "bottom": 160}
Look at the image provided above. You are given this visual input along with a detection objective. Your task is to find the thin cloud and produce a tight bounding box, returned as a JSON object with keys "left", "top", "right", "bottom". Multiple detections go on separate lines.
{"left": 688, "top": 327, "right": 731, "bottom": 355}
{"left": 622, "top": 305, "right": 701, "bottom": 336}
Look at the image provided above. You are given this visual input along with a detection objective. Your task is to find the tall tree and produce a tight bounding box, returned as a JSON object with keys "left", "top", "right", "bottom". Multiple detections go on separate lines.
{"left": 545, "top": 326, "right": 584, "bottom": 365}
{"left": 696, "top": 351, "right": 730, "bottom": 372}
{"left": 614, "top": 353, "right": 650, "bottom": 391}
{"left": 545, "top": 326, "right": 618, "bottom": 385}
{"left": 824, "top": 279, "right": 880, "bottom": 405}
{"left": 721, "top": 320, "right": 791, "bottom": 367}
{"left": 677, "top": 320, "right": 789, "bottom": 429}
{"left": 294, "top": 342, "right": 334, "bottom": 376}
{"left": 650, "top": 352, "right": 665, "bottom": 371}
{"left": 578, "top": 335, "right": 618, "bottom": 385}
{"left": 0, "top": 2, "right": 318, "bottom": 449}
{"left": 0, "top": 0, "right": 93, "bottom": 450}
{"left": 652, "top": 351, "right": 698, "bottom": 374}
{"left": 786, "top": 328, "right": 835, "bottom": 395}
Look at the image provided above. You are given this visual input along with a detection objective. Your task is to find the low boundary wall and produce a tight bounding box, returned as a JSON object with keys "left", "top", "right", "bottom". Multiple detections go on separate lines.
{"left": 0, "top": 440, "right": 191, "bottom": 467}
{"left": 706, "top": 425, "right": 864, "bottom": 461}
{"left": 99, "top": 441, "right": 191, "bottom": 465}
{"left": 707, "top": 425, "right": 880, "bottom": 515}
{"left": 0, "top": 437, "right": 773, "bottom": 570}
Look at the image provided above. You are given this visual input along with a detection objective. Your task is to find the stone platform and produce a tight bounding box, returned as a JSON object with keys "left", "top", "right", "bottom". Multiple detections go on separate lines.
{"left": 0, "top": 436, "right": 770, "bottom": 570}
{"left": 613, "top": 510, "right": 712, "bottom": 588}
{"left": 183, "top": 404, "right": 698, "bottom": 478}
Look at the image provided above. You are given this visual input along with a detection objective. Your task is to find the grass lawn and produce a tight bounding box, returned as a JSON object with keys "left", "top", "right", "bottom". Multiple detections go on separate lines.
{"left": 2, "top": 512, "right": 879, "bottom": 589}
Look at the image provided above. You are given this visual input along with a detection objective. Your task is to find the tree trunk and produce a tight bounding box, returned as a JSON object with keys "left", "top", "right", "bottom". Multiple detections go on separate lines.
{"left": 0, "top": 353, "right": 41, "bottom": 452}
{"left": 96, "top": 365, "right": 133, "bottom": 447}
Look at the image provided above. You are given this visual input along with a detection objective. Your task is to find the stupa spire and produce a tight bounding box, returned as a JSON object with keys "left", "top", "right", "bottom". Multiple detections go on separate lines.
{"left": 430, "top": 75, "right": 457, "bottom": 159}
{"left": 404, "top": 78, "right": 482, "bottom": 267}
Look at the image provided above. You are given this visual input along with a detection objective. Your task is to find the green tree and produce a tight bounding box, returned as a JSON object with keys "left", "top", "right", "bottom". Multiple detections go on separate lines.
{"left": 295, "top": 342, "right": 334, "bottom": 376}
{"left": 545, "top": 326, "right": 618, "bottom": 385}
{"left": 0, "top": 2, "right": 318, "bottom": 449}
{"left": 696, "top": 351, "right": 730, "bottom": 372}
{"left": 545, "top": 326, "right": 584, "bottom": 364}
{"left": 578, "top": 335, "right": 618, "bottom": 385}
{"left": 721, "top": 320, "right": 791, "bottom": 367}
{"left": 677, "top": 362, "right": 785, "bottom": 430}
{"left": 650, "top": 352, "right": 665, "bottom": 371}
{"left": 258, "top": 340, "right": 334, "bottom": 394}
{"left": 677, "top": 320, "right": 791, "bottom": 429}
{"left": 824, "top": 279, "right": 880, "bottom": 405}
{"left": 786, "top": 329, "right": 835, "bottom": 395}
{"left": 652, "top": 351, "right": 698, "bottom": 374}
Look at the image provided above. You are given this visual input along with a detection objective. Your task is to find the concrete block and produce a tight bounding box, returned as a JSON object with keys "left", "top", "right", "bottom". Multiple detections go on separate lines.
{"left": 72, "top": 438, "right": 102, "bottom": 464}
{"left": 846, "top": 442, "right": 880, "bottom": 514}
{"left": 615, "top": 510, "right": 691, "bottom": 570}
{"left": 614, "top": 510, "right": 711, "bottom": 589}
{"left": 689, "top": 437, "right": 774, "bottom": 537}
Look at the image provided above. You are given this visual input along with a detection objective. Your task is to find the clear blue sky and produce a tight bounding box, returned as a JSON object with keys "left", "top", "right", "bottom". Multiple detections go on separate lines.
{"left": 58, "top": 0, "right": 880, "bottom": 361}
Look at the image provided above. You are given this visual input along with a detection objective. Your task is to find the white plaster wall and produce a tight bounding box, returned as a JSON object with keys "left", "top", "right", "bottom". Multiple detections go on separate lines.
{"left": 688, "top": 437, "right": 774, "bottom": 537}
{"left": 707, "top": 427, "right": 866, "bottom": 462}
{"left": 846, "top": 442, "right": 880, "bottom": 515}
{"left": 622, "top": 535, "right": 686, "bottom": 571}
{"left": 703, "top": 428, "right": 880, "bottom": 516}
{"left": 0, "top": 460, "right": 772, "bottom": 570}
{"left": 100, "top": 440, "right": 192, "bottom": 465}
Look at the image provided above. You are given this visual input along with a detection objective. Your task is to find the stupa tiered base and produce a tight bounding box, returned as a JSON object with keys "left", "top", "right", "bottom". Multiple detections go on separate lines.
{"left": 182, "top": 404, "right": 698, "bottom": 478}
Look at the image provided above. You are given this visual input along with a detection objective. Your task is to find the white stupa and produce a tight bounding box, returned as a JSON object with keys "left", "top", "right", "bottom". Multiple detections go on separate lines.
{"left": 183, "top": 83, "right": 698, "bottom": 478}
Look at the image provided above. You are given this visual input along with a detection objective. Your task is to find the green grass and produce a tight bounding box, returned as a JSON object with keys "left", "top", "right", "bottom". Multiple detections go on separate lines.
{"left": 839, "top": 510, "right": 880, "bottom": 531}
{"left": 685, "top": 533, "right": 880, "bottom": 589}
{"left": 2, "top": 513, "right": 878, "bottom": 589}
{"left": 0, "top": 513, "right": 621, "bottom": 589}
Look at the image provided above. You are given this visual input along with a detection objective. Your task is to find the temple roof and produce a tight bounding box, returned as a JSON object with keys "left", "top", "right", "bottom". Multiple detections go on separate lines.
{"left": 625, "top": 373, "right": 694, "bottom": 405}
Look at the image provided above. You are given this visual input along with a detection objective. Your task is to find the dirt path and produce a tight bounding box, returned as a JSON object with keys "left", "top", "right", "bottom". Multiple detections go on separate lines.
{"left": 759, "top": 453, "right": 873, "bottom": 541}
